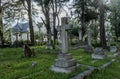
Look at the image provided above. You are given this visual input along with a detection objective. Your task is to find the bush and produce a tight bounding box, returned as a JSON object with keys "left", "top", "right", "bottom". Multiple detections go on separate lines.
{"left": 92, "top": 42, "right": 101, "bottom": 47}
{"left": 12, "top": 40, "right": 31, "bottom": 47}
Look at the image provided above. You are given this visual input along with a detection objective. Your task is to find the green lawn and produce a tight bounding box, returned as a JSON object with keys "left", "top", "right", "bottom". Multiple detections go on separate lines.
{"left": 69, "top": 49, "right": 112, "bottom": 67}
{"left": 90, "top": 56, "right": 120, "bottom": 79}
{"left": 0, "top": 46, "right": 119, "bottom": 79}
{"left": 0, "top": 47, "right": 86, "bottom": 79}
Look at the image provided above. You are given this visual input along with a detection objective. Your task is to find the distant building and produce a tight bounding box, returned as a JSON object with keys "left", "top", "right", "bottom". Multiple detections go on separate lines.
{"left": 11, "top": 22, "right": 30, "bottom": 42}
{"left": 12, "top": 22, "right": 29, "bottom": 33}
{"left": 11, "top": 22, "right": 47, "bottom": 43}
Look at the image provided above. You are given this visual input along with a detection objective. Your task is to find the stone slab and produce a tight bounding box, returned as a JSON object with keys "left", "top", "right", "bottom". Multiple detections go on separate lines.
{"left": 51, "top": 65, "right": 76, "bottom": 73}
{"left": 110, "top": 46, "right": 117, "bottom": 52}
{"left": 92, "top": 54, "right": 106, "bottom": 59}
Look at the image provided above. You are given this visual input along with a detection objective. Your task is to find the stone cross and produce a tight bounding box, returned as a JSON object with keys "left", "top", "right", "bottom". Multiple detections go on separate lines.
{"left": 61, "top": 17, "right": 69, "bottom": 53}
{"left": 51, "top": 17, "right": 77, "bottom": 73}
{"left": 61, "top": 24, "right": 67, "bottom": 53}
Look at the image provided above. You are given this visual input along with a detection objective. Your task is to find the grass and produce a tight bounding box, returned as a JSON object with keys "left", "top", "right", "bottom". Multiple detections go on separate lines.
{"left": 0, "top": 47, "right": 86, "bottom": 79}
{"left": 0, "top": 46, "right": 119, "bottom": 79}
{"left": 69, "top": 49, "right": 112, "bottom": 67}
{"left": 89, "top": 56, "right": 120, "bottom": 79}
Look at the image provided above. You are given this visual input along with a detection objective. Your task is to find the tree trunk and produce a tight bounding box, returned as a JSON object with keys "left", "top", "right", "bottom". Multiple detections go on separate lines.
{"left": 0, "top": 0, "right": 4, "bottom": 46}
{"left": 27, "top": 0, "right": 34, "bottom": 45}
{"left": 114, "top": 12, "right": 119, "bottom": 39}
{"left": 81, "top": 0, "right": 85, "bottom": 41}
{"left": 45, "top": 10, "right": 51, "bottom": 45}
{"left": 99, "top": 2, "right": 106, "bottom": 48}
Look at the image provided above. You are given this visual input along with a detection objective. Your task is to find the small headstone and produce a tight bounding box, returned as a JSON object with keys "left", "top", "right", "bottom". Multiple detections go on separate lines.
{"left": 23, "top": 44, "right": 35, "bottom": 57}
{"left": 84, "top": 45, "right": 94, "bottom": 53}
{"left": 31, "top": 61, "right": 37, "bottom": 67}
{"left": 46, "top": 44, "right": 53, "bottom": 49}
{"left": 92, "top": 48, "right": 106, "bottom": 59}
{"left": 110, "top": 46, "right": 117, "bottom": 52}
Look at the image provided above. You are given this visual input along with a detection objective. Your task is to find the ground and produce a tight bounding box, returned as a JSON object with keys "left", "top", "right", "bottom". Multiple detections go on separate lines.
{"left": 0, "top": 46, "right": 120, "bottom": 79}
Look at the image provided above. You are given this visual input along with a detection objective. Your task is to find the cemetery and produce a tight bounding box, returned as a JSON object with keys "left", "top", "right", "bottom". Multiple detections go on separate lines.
{"left": 0, "top": 0, "right": 120, "bottom": 79}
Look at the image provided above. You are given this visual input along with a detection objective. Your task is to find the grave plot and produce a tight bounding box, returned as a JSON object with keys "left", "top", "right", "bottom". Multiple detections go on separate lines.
{"left": 69, "top": 49, "right": 113, "bottom": 67}
{"left": 0, "top": 47, "right": 120, "bottom": 79}
{"left": 0, "top": 47, "right": 88, "bottom": 79}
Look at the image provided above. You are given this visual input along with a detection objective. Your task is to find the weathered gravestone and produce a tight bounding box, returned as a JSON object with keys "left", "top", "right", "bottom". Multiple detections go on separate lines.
{"left": 92, "top": 48, "right": 106, "bottom": 59}
{"left": 23, "top": 44, "right": 35, "bottom": 57}
{"left": 46, "top": 44, "right": 53, "bottom": 49}
{"left": 106, "top": 33, "right": 112, "bottom": 47}
{"left": 51, "top": 17, "right": 77, "bottom": 73}
{"left": 85, "top": 24, "right": 94, "bottom": 53}
{"left": 85, "top": 45, "right": 94, "bottom": 53}
{"left": 110, "top": 46, "right": 117, "bottom": 53}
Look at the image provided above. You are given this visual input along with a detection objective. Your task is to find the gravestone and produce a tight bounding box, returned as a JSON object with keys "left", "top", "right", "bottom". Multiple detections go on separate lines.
{"left": 85, "top": 45, "right": 94, "bottom": 53}
{"left": 110, "top": 46, "right": 117, "bottom": 53}
{"left": 23, "top": 44, "right": 35, "bottom": 57}
{"left": 106, "top": 33, "right": 112, "bottom": 47}
{"left": 51, "top": 17, "right": 77, "bottom": 73}
{"left": 85, "top": 24, "right": 94, "bottom": 53}
{"left": 92, "top": 48, "right": 106, "bottom": 59}
{"left": 46, "top": 44, "right": 53, "bottom": 49}
{"left": 78, "top": 29, "right": 82, "bottom": 42}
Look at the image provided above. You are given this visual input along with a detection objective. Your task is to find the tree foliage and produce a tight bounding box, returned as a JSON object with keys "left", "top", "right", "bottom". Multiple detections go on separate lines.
{"left": 109, "top": 0, "right": 120, "bottom": 38}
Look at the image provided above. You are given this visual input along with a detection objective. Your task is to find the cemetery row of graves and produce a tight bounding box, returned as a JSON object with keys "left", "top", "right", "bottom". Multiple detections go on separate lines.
{"left": 0, "top": 13, "right": 120, "bottom": 79}
{"left": 0, "top": 40, "right": 120, "bottom": 79}
{"left": 0, "top": 16, "right": 120, "bottom": 79}
{"left": 1, "top": 0, "right": 120, "bottom": 79}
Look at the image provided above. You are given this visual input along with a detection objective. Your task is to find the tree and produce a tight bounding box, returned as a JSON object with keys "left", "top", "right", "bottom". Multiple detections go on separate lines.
{"left": 0, "top": 0, "right": 17, "bottom": 46}
{"left": 73, "top": 0, "right": 98, "bottom": 41}
{"left": 35, "top": 0, "right": 69, "bottom": 49}
{"left": 21, "top": 0, "right": 35, "bottom": 45}
{"left": 93, "top": 0, "right": 107, "bottom": 48}
{"left": 0, "top": 0, "right": 4, "bottom": 46}
{"left": 51, "top": 0, "right": 69, "bottom": 49}
{"left": 97, "top": 0, "right": 106, "bottom": 48}
{"left": 109, "top": 0, "right": 120, "bottom": 38}
{"left": 26, "top": 0, "right": 35, "bottom": 45}
{"left": 35, "top": 0, "right": 52, "bottom": 46}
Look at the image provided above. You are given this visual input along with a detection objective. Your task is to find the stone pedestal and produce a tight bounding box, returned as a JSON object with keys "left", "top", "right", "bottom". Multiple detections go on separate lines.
{"left": 51, "top": 53, "right": 77, "bottom": 73}
{"left": 92, "top": 48, "right": 107, "bottom": 59}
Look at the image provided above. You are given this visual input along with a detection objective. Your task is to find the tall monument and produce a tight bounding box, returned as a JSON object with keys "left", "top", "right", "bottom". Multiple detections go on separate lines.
{"left": 51, "top": 17, "right": 77, "bottom": 73}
